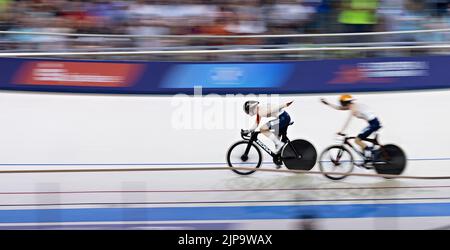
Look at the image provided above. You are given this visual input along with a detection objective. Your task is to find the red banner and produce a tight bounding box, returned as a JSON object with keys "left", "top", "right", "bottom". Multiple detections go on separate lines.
{"left": 14, "top": 61, "right": 144, "bottom": 87}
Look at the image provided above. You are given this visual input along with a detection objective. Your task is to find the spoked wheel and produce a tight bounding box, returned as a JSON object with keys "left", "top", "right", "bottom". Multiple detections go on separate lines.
{"left": 319, "top": 146, "right": 354, "bottom": 180}
{"left": 227, "top": 140, "right": 262, "bottom": 175}
{"left": 281, "top": 139, "right": 317, "bottom": 170}
{"left": 373, "top": 144, "right": 406, "bottom": 177}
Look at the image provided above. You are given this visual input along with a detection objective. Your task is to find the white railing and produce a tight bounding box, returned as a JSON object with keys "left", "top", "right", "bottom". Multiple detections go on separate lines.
{"left": 0, "top": 28, "right": 450, "bottom": 39}
{"left": 1, "top": 28, "right": 449, "bottom": 57}
{"left": 0, "top": 44, "right": 449, "bottom": 57}
{"left": 0, "top": 40, "right": 447, "bottom": 53}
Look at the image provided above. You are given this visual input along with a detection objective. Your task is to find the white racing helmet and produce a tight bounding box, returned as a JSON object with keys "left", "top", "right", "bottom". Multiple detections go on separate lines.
{"left": 243, "top": 100, "right": 259, "bottom": 115}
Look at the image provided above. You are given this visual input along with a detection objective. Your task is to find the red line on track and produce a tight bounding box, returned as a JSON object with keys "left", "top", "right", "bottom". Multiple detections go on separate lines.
{"left": 0, "top": 185, "right": 449, "bottom": 195}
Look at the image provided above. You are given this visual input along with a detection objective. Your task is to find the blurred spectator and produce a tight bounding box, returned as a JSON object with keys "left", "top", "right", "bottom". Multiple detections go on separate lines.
{"left": 338, "top": 0, "right": 379, "bottom": 32}
{"left": 195, "top": 8, "right": 233, "bottom": 45}
{"left": 223, "top": 0, "right": 267, "bottom": 45}
{"left": 265, "top": 0, "right": 316, "bottom": 33}
{"left": 0, "top": 0, "right": 9, "bottom": 13}
{"left": 392, "top": 0, "right": 428, "bottom": 42}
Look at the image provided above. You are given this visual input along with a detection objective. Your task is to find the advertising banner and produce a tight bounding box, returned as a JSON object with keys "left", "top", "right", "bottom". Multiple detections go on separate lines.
{"left": 0, "top": 56, "right": 448, "bottom": 94}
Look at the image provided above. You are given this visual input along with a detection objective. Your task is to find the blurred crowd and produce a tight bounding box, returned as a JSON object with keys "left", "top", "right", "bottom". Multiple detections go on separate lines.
{"left": 0, "top": 0, "right": 449, "bottom": 58}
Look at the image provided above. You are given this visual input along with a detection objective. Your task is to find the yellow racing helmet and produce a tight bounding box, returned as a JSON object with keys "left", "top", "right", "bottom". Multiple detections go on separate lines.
{"left": 339, "top": 94, "right": 354, "bottom": 106}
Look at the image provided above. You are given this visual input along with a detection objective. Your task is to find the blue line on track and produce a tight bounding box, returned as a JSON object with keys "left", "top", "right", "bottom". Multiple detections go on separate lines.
{"left": 1, "top": 202, "right": 450, "bottom": 223}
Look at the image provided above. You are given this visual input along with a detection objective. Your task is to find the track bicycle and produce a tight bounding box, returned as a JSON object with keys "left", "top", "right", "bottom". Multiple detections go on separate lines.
{"left": 227, "top": 122, "right": 317, "bottom": 175}
{"left": 318, "top": 133, "right": 407, "bottom": 180}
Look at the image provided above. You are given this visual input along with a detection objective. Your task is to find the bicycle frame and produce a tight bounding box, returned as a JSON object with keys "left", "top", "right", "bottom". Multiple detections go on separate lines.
{"left": 242, "top": 131, "right": 276, "bottom": 157}
{"left": 338, "top": 136, "right": 381, "bottom": 164}
{"left": 241, "top": 131, "right": 300, "bottom": 159}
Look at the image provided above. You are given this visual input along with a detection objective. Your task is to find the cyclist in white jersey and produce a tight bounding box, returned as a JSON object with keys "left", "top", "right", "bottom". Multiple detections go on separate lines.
{"left": 321, "top": 94, "right": 382, "bottom": 158}
{"left": 243, "top": 100, "right": 293, "bottom": 153}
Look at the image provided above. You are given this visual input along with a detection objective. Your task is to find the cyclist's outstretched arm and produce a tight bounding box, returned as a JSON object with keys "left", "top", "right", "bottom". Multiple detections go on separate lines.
{"left": 320, "top": 98, "right": 345, "bottom": 110}
{"left": 262, "top": 101, "right": 293, "bottom": 116}
{"left": 339, "top": 113, "right": 353, "bottom": 134}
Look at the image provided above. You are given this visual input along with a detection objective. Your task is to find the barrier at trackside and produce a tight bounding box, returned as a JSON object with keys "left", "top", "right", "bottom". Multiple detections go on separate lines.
{"left": 0, "top": 55, "right": 449, "bottom": 94}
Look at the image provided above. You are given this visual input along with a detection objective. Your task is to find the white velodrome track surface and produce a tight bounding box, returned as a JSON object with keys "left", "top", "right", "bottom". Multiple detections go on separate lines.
{"left": 0, "top": 90, "right": 449, "bottom": 230}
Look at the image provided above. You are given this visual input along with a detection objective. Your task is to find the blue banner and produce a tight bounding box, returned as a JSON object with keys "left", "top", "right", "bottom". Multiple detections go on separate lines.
{"left": 0, "top": 55, "right": 449, "bottom": 94}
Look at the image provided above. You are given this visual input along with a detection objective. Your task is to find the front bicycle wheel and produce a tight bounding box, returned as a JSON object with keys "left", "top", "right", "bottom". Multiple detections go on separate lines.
{"left": 319, "top": 145, "right": 354, "bottom": 180}
{"left": 227, "top": 140, "right": 262, "bottom": 175}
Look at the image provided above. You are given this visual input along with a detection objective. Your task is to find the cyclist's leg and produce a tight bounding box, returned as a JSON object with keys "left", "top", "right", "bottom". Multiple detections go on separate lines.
{"left": 278, "top": 112, "right": 291, "bottom": 142}
{"left": 357, "top": 118, "right": 382, "bottom": 153}
{"left": 261, "top": 123, "right": 283, "bottom": 168}
{"left": 355, "top": 135, "right": 368, "bottom": 151}
{"left": 261, "top": 119, "right": 283, "bottom": 150}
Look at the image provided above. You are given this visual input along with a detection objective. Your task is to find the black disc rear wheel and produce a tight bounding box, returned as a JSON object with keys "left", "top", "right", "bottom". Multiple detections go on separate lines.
{"left": 373, "top": 144, "right": 406, "bottom": 177}
{"left": 281, "top": 139, "right": 317, "bottom": 170}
